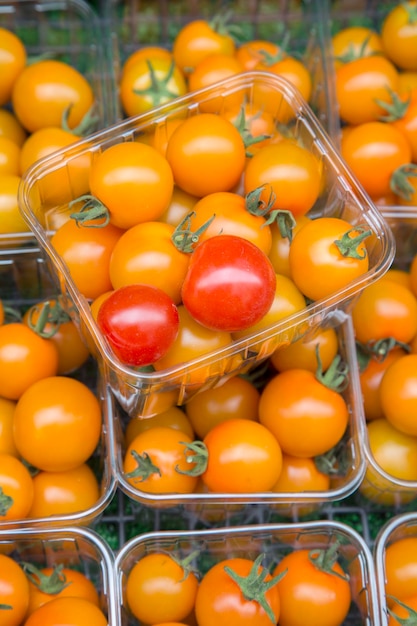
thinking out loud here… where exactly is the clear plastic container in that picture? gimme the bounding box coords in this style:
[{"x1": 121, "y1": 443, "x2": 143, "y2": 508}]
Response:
[
  {"x1": 0, "y1": 525, "x2": 117, "y2": 625},
  {"x1": 357, "y1": 206, "x2": 417, "y2": 509},
  {"x1": 374, "y1": 512, "x2": 417, "y2": 626},
  {"x1": 103, "y1": 0, "x2": 338, "y2": 133},
  {"x1": 109, "y1": 310, "x2": 367, "y2": 519},
  {"x1": 0, "y1": 244, "x2": 117, "y2": 528},
  {"x1": 115, "y1": 520, "x2": 380, "y2": 626},
  {"x1": 18, "y1": 71, "x2": 395, "y2": 420},
  {"x1": 325, "y1": 0, "x2": 405, "y2": 148},
  {"x1": 0, "y1": 0, "x2": 112, "y2": 128}
]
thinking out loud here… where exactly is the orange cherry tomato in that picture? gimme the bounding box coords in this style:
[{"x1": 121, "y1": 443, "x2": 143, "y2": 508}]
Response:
[
  {"x1": 273, "y1": 547, "x2": 351, "y2": 626},
  {"x1": 166, "y1": 113, "x2": 246, "y2": 197},
  {"x1": 235, "y1": 39, "x2": 281, "y2": 71},
  {"x1": 172, "y1": 18, "x2": 236, "y2": 76},
  {"x1": 28, "y1": 463, "x2": 100, "y2": 519},
  {"x1": 258, "y1": 368, "x2": 349, "y2": 458},
  {"x1": 199, "y1": 418, "x2": 283, "y2": 493},
  {"x1": 125, "y1": 406, "x2": 194, "y2": 448},
  {"x1": 0, "y1": 553, "x2": 30, "y2": 626},
  {"x1": 289, "y1": 216, "x2": 370, "y2": 302},
  {"x1": 0, "y1": 397, "x2": 18, "y2": 457},
  {"x1": 0, "y1": 453, "x2": 34, "y2": 521},
  {"x1": 0, "y1": 136, "x2": 20, "y2": 176},
  {"x1": 13, "y1": 375, "x2": 102, "y2": 472},
  {"x1": 244, "y1": 140, "x2": 322, "y2": 218},
  {"x1": 0, "y1": 322, "x2": 59, "y2": 400},
  {"x1": 123, "y1": 426, "x2": 198, "y2": 495},
  {"x1": 0, "y1": 27, "x2": 27, "y2": 106},
  {"x1": 270, "y1": 326, "x2": 339, "y2": 373},
  {"x1": 23, "y1": 297, "x2": 90, "y2": 375},
  {"x1": 0, "y1": 174, "x2": 31, "y2": 235},
  {"x1": 381, "y1": 1, "x2": 417, "y2": 71},
  {"x1": 341, "y1": 120, "x2": 413, "y2": 200},
  {"x1": 351, "y1": 278, "x2": 417, "y2": 345},
  {"x1": 88, "y1": 141, "x2": 174, "y2": 229},
  {"x1": 23, "y1": 596, "x2": 107, "y2": 626},
  {"x1": 50, "y1": 218, "x2": 124, "y2": 301},
  {"x1": 11, "y1": 59, "x2": 95, "y2": 133},
  {"x1": 188, "y1": 53, "x2": 245, "y2": 113},
  {"x1": 195, "y1": 555, "x2": 281, "y2": 626},
  {"x1": 379, "y1": 353, "x2": 417, "y2": 436},
  {"x1": 184, "y1": 375, "x2": 260, "y2": 439},
  {"x1": 125, "y1": 551, "x2": 199, "y2": 624},
  {"x1": 335, "y1": 55, "x2": 400, "y2": 125}
]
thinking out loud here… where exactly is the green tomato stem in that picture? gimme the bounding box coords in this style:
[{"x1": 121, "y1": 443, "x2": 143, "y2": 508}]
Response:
[
  {"x1": 22, "y1": 563, "x2": 71, "y2": 594},
  {"x1": 224, "y1": 554, "x2": 284, "y2": 624}
]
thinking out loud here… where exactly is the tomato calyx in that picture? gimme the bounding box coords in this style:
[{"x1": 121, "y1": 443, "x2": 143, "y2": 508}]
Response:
[
  {"x1": 208, "y1": 9, "x2": 243, "y2": 42},
  {"x1": 308, "y1": 542, "x2": 349, "y2": 581},
  {"x1": 1, "y1": 305, "x2": 21, "y2": 323},
  {"x1": 25, "y1": 297, "x2": 71, "y2": 339},
  {"x1": 62, "y1": 102, "x2": 100, "y2": 136},
  {"x1": 245, "y1": 184, "x2": 298, "y2": 231},
  {"x1": 232, "y1": 106, "x2": 272, "y2": 156},
  {"x1": 334, "y1": 35, "x2": 377, "y2": 64},
  {"x1": 403, "y1": 3, "x2": 417, "y2": 23},
  {"x1": 22, "y1": 562, "x2": 70, "y2": 594},
  {"x1": 315, "y1": 346, "x2": 349, "y2": 392},
  {"x1": 0, "y1": 486, "x2": 13, "y2": 516},
  {"x1": 376, "y1": 88, "x2": 410, "y2": 122},
  {"x1": 255, "y1": 34, "x2": 290, "y2": 66},
  {"x1": 245, "y1": 185, "x2": 278, "y2": 221},
  {"x1": 224, "y1": 553, "x2": 285, "y2": 624},
  {"x1": 133, "y1": 60, "x2": 181, "y2": 106},
  {"x1": 176, "y1": 440, "x2": 208, "y2": 476},
  {"x1": 391, "y1": 164, "x2": 417, "y2": 201},
  {"x1": 315, "y1": 439, "x2": 348, "y2": 476},
  {"x1": 387, "y1": 596, "x2": 417, "y2": 625},
  {"x1": 171, "y1": 211, "x2": 216, "y2": 253},
  {"x1": 334, "y1": 225, "x2": 371, "y2": 259},
  {"x1": 69, "y1": 194, "x2": 110, "y2": 227},
  {"x1": 125, "y1": 450, "x2": 161, "y2": 483},
  {"x1": 357, "y1": 337, "x2": 410, "y2": 371},
  {"x1": 169, "y1": 549, "x2": 200, "y2": 581}
]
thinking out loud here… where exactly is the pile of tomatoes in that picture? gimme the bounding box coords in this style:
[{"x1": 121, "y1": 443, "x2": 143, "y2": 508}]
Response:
[
  {"x1": 0, "y1": 549, "x2": 108, "y2": 626},
  {"x1": 380, "y1": 529, "x2": 417, "y2": 624},
  {"x1": 331, "y1": 2, "x2": 417, "y2": 206},
  {"x1": 0, "y1": 293, "x2": 108, "y2": 523},
  {"x1": 0, "y1": 24, "x2": 101, "y2": 240},
  {"x1": 120, "y1": 536, "x2": 354, "y2": 626},
  {"x1": 349, "y1": 240, "x2": 417, "y2": 507},
  {"x1": 118, "y1": 10, "x2": 314, "y2": 120}
]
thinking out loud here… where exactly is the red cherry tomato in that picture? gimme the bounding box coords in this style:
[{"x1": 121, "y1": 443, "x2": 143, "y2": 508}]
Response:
[
  {"x1": 181, "y1": 234, "x2": 276, "y2": 332},
  {"x1": 97, "y1": 284, "x2": 179, "y2": 366}
]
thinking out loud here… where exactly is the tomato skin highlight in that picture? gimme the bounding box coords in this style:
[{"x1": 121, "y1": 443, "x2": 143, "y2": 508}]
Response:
[
  {"x1": 97, "y1": 284, "x2": 179, "y2": 366},
  {"x1": 181, "y1": 234, "x2": 276, "y2": 332}
]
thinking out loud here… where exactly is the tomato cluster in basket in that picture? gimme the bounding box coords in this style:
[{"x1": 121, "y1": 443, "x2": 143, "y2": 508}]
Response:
[
  {"x1": 117, "y1": 10, "x2": 313, "y2": 121},
  {"x1": 331, "y1": 3, "x2": 417, "y2": 206},
  {"x1": 0, "y1": 24, "x2": 102, "y2": 240},
  {"x1": 0, "y1": 295, "x2": 108, "y2": 522}
]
